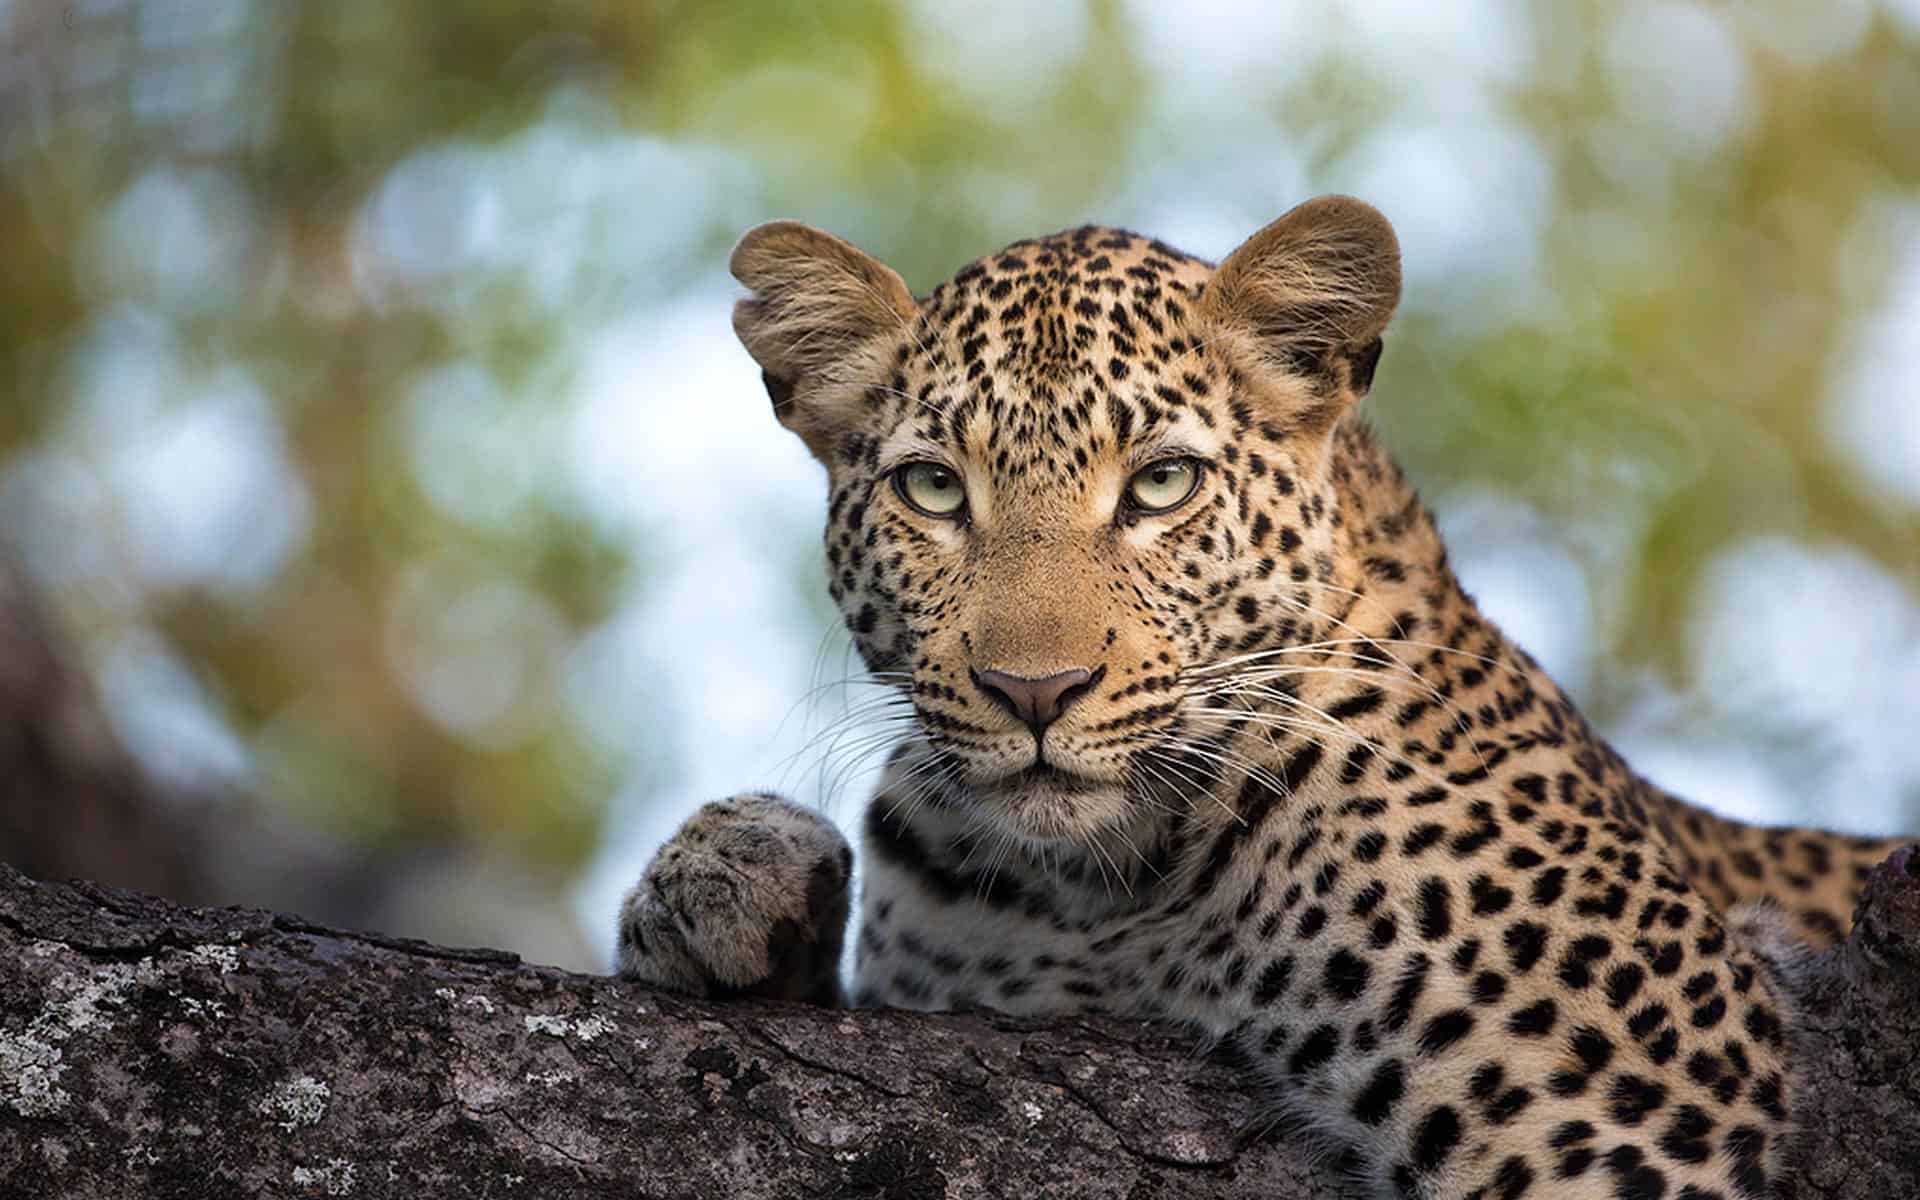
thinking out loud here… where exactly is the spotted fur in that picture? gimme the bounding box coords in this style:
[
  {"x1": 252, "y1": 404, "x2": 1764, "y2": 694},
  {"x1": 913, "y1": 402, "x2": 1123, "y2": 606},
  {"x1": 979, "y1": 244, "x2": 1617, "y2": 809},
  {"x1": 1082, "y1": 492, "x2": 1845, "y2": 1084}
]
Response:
[{"x1": 619, "y1": 197, "x2": 1908, "y2": 1199}]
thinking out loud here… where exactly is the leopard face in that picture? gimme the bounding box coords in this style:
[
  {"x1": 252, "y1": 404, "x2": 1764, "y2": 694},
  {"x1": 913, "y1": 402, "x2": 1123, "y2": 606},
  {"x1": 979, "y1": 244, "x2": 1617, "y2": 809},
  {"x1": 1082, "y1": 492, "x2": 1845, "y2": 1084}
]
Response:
[{"x1": 731, "y1": 200, "x2": 1400, "y2": 849}]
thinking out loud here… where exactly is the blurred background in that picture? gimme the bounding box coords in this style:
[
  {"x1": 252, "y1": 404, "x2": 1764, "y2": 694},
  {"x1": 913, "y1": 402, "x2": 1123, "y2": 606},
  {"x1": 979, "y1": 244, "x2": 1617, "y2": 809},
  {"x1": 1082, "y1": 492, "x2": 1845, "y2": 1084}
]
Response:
[{"x1": 1, "y1": 1, "x2": 1916, "y2": 972}]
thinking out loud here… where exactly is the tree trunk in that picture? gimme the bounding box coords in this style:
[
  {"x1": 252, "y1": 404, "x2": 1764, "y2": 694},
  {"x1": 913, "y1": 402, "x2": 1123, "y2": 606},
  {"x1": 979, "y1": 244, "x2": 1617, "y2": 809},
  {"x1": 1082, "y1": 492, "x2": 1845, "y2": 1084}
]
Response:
[
  {"x1": 0, "y1": 550, "x2": 593, "y2": 966},
  {"x1": 2, "y1": 857, "x2": 1917, "y2": 1199},
  {"x1": 0, "y1": 553, "x2": 206, "y2": 902}
]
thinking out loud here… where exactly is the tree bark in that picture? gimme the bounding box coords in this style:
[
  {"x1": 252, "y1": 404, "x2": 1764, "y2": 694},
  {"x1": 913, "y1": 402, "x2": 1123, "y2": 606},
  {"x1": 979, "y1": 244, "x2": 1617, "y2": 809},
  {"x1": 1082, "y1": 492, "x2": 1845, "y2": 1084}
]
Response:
[{"x1": 1, "y1": 858, "x2": 1916, "y2": 1200}]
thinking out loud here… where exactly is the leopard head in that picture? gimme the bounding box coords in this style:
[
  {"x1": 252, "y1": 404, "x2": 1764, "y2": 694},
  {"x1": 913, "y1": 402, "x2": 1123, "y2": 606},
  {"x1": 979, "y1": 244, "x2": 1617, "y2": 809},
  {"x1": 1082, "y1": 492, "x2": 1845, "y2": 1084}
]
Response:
[{"x1": 730, "y1": 198, "x2": 1402, "y2": 849}]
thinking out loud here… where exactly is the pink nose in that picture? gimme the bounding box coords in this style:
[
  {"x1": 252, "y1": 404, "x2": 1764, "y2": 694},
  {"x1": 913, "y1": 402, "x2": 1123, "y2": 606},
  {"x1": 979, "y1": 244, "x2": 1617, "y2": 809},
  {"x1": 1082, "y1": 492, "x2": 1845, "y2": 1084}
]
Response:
[{"x1": 969, "y1": 666, "x2": 1104, "y2": 734}]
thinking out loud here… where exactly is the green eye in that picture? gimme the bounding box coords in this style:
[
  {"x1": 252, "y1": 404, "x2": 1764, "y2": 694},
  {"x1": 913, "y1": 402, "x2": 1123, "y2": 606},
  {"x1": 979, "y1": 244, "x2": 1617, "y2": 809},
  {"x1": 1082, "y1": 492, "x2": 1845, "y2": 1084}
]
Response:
[
  {"x1": 1125, "y1": 458, "x2": 1202, "y2": 513},
  {"x1": 895, "y1": 461, "x2": 967, "y2": 517}
]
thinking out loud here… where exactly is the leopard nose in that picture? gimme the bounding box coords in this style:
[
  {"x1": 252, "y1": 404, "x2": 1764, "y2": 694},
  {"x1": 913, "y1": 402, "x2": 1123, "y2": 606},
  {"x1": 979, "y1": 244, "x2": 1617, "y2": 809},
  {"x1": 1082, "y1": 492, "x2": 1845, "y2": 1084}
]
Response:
[{"x1": 970, "y1": 665, "x2": 1105, "y2": 734}]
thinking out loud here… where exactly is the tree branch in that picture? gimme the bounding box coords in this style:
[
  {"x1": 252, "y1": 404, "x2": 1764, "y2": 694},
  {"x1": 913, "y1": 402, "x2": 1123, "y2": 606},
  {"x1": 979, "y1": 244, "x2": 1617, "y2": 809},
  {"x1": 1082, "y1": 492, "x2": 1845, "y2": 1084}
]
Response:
[{"x1": 2, "y1": 855, "x2": 1916, "y2": 1198}]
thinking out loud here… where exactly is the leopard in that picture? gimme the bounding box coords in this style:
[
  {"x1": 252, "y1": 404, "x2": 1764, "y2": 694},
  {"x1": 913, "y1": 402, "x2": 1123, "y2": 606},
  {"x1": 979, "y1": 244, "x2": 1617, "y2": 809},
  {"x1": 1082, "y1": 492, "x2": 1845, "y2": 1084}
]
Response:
[{"x1": 615, "y1": 196, "x2": 1911, "y2": 1199}]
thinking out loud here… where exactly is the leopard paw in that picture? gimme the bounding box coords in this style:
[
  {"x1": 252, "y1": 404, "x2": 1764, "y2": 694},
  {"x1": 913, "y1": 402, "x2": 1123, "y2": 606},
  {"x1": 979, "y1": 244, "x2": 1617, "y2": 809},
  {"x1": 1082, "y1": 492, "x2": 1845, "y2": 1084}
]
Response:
[{"x1": 616, "y1": 792, "x2": 851, "y2": 1004}]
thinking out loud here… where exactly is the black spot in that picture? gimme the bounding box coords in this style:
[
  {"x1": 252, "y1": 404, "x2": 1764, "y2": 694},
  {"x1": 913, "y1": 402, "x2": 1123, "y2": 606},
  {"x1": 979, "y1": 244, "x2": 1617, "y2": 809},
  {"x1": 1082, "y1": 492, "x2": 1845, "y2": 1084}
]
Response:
[
  {"x1": 1605, "y1": 963, "x2": 1646, "y2": 1009},
  {"x1": 1351, "y1": 880, "x2": 1387, "y2": 915},
  {"x1": 1744, "y1": 1005, "x2": 1782, "y2": 1046},
  {"x1": 1530, "y1": 866, "x2": 1568, "y2": 907},
  {"x1": 1504, "y1": 921, "x2": 1549, "y2": 972},
  {"x1": 1468, "y1": 1062, "x2": 1503, "y2": 1099},
  {"x1": 1607, "y1": 1074, "x2": 1669, "y2": 1126},
  {"x1": 1646, "y1": 1028, "x2": 1680, "y2": 1065},
  {"x1": 1604, "y1": 1145, "x2": 1668, "y2": 1200},
  {"x1": 1491, "y1": 1155, "x2": 1534, "y2": 1200},
  {"x1": 1253, "y1": 955, "x2": 1295, "y2": 1004},
  {"x1": 1487, "y1": 1087, "x2": 1534, "y2": 1126},
  {"x1": 1329, "y1": 687, "x2": 1386, "y2": 720},
  {"x1": 1644, "y1": 940, "x2": 1684, "y2": 976},
  {"x1": 1627, "y1": 1003, "x2": 1668, "y2": 1040},
  {"x1": 1403, "y1": 823, "x2": 1448, "y2": 857},
  {"x1": 1288, "y1": 1024, "x2": 1340, "y2": 1075},
  {"x1": 1411, "y1": 1105, "x2": 1461, "y2": 1172},
  {"x1": 1685, "y1": 1051, "x2": 1721, "y2": 1088},
  {"x1": 1451, "y1": 937, "x2": 1482, "y2": 973},
  {"x1": 1324, "y1": 949, "x2": 1371, "y2": 1001},
  {"x1": 1470, "y1": 874, "x2": 1515, "y2": 915},
  {"x1": 1417, "y1": 878, "x2": 1453, "y2": 941},
  {"x1": 1279, "y1": 742, "x2": 1325, "y2": 793},
  {"x1": 1296, "y1": 905, "x2": 1328, "y2": 940},
  {"x1": 1352, "y1": 1019, "x2": 1378, "y2": 1054},
  {"x1": 1575, "y1": 883, "x2": 1629, "y2": 921},
  {"x1": 1417, "y1": 1009, "x2": 1475, "y2": 1056},
  {"x1": 1557, "y1": 934, "x2": 1612, "y2": 990},
  {"x1": 1449, "y1": 821, "x2": 1500, "y2": 857},
  {"x1": 1658, "y1": 1104, "x2": 1715, "y2": 1164},
  {"x1": 1570, "y1": 1026, "x2": 1614, "y2": 1074},
  {"x1": 1508, "y1": 998, "x2": 1557, "y2": 1037},
  {"x1": 1554, "y1": 1149, "x2": 1596, "y2": 1180},
  {"x1": 1352, "y1": 1059, "x2": 1406, "y2": 1126},
  {"x1": 1506, "y1": 845, "x2": 1545, "y2": 870},
  {"x1": 1339, "y1": 744, "x2": 1376, "y2": 784},
  {"x1": 1385, "y1": 953, "x2": 1430, "y2": 1032},
  {"x1": 1690, "y1": 995, "x2": 1727, "y2": 1030},
  {"x1": 1726, "y1": 1124, "x2": 1770, "y2": 1197}
]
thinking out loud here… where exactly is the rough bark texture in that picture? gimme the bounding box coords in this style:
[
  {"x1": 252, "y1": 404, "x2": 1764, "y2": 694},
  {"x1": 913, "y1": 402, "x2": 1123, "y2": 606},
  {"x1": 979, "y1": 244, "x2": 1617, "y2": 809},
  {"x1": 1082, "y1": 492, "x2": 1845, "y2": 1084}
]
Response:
[
  {"x1": 2, "y1": 859, "x2": 1918, "y2": 1199},
  {"x1": 1786, "y1": 845, "x2": 1920, "y2": 1197}
]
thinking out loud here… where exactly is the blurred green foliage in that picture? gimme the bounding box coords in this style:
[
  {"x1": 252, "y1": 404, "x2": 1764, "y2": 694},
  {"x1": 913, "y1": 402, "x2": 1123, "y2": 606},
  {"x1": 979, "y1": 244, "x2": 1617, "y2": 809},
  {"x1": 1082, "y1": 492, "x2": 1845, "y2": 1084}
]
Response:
[{"x1": 1, "y1": 0, "x2": 1916, "y2": 930}]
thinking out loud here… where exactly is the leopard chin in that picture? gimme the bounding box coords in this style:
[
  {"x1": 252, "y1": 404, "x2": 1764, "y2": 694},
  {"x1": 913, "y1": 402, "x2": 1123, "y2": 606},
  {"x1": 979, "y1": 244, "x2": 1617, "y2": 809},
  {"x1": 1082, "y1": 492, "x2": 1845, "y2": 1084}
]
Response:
[{"x1": 967, "y1": 763, "x2": 1137, "y2": 847}]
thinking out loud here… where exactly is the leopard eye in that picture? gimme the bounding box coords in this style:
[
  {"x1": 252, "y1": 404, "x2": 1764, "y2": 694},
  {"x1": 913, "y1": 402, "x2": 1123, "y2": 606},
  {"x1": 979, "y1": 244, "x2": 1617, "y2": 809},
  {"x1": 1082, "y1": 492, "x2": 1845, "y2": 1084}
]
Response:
[
  {"x1": 1125, "y1": 458, "x2": 1202, "y2": 514},
  {"x1": 895, "y1": 461, "x2": 967, "y2": 518}
]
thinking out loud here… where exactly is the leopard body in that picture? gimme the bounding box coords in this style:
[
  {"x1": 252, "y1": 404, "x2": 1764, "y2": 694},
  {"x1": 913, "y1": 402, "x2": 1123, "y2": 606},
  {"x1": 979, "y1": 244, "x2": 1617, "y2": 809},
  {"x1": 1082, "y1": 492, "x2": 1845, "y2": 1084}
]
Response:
[{"x1": 619, "y1": 199, "x2": 1907, "y2": 1199}]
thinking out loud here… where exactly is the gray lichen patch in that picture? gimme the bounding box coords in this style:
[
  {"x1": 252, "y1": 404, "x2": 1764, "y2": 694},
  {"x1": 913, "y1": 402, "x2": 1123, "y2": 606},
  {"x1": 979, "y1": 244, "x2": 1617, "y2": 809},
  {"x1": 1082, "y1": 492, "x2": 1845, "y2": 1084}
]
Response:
[
  {"x1": 522, "y1": 1012, "x2": 616, "y2": 1041},
  {"x1": 187, "y1": 944, "x2": 243, "y2": 975},
  {"x1": 291, "y1": 1157, "x2": 357, "y2": 1195},
  {"x1": 0, "y1": 1029, "x2": 66, "y2": 1116},
  {"x1": 1, "y1": 960, "x2": 161, "y2": 1117},
  {"x1": 261, "y1": 1075, "x2": 332, "y2": 1131},
  {"x1": 433, "y1": 986, "x2": 497, "y2": 1014}
]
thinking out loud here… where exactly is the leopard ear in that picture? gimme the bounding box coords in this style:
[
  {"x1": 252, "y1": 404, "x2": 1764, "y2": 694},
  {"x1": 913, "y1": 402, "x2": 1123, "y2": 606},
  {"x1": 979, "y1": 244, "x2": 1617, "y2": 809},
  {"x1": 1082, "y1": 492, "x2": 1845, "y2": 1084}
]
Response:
[
  {"x1": 730, "y1": 222, "x2": 917, "y2": 455},
  {"x1": 1202, "y1": 196, "x2": 1401, "y2": 406}
]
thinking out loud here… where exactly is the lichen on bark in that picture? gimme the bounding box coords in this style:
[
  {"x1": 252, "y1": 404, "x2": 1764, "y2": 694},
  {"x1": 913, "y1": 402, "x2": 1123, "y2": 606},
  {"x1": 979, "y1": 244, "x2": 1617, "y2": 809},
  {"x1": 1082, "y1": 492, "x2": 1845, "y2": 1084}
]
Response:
[{"x1": 2, "y1": 857, "x2": 1916, "y2": 1199}]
